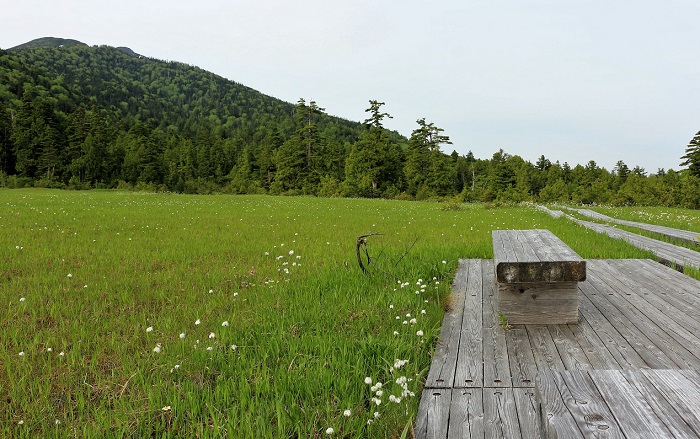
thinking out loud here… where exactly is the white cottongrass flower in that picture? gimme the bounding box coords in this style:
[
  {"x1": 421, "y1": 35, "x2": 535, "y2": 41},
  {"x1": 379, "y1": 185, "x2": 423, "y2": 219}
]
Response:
[
  {"x1": 375, "y1": 390, "x2": 383, "y2": 397},
  {"x1": 162, "y1": 406, "x2": 171, "y2": 411},
  {"x1": 67, "y1": 273, "x2": 73, "y2": 279},
  {"x1": 343, "y1": 409, "x2": 352, "y2": 417},
  {"x1": 146, "y1": 326, "x2": 153, "y2": 332},
  {"x1": 416, "y1": 330, "x2": 424, "y2": 337},
  {"x1": 179, "y1": 333, "x2": 185, "y2": 339},
  {"x1": 393, "y1": 331, "x2": 399, "y2": 336},
  {"x1": 364, "y1": 377, "x2": 372, "y2": 385},
  {"x1": 221, "y1": 321, "x2": 229, "y2": 327},
  {"x1": 421, "y1": 309, "x2": 426, "y2": 315},
  {"x1": 153, "y1": 344, "x2": 162, "y2": 353},
  {"x1": 47, "y1": 348, "x2": 52, "y2": 352},
  {"x1": 325, "y1": 427, "x2": 334, "y2": 435},
  {"x1": 410, "y1": 318, "x2": 417, "y2": 325},
  {"x1": 208, "y1": 332, "x2": 215, "y2": 339},
  {"x1": 374, "y1": 411, "x2": 380, "y2": 419},
  {"x1": 195, "y1": 319, "x2": 201, "y2": 325},
  {"x1": 371, "y1": 397, "x2": 382, "y2": 406},
  {"x1": 59, "y1": 351, "x2": 65, "y2": 356},
  {"x1": 233, "y1": 292, "x2": 239, "y2": 297},
  {"x1": 19, "y1": 297, "x2": 26, "y2": 302},
  {"x1": 231, "y1": 344, "x2": 238, "y2": 350},
  {"x1": 18, "y1": 351, "x2": 25, "y2": 356},
  {"x1": 209, "y1": 289, "x2": 214, "y2": 294},
  {"x1": 18, "y1": 420, "x2": 24, "y2": 425},
  {"x1": 206, "y1": 346, "x2": 213, "y2": 351},
  {"x1": 289, "y1": 250, "x2": 294, "y2": 255}
]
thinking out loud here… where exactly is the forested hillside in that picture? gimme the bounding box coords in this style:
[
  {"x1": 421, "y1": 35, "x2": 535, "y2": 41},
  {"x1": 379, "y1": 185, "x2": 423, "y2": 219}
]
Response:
[{"x1": 1, "y1": 38, "x2": 699, "y2": 207}]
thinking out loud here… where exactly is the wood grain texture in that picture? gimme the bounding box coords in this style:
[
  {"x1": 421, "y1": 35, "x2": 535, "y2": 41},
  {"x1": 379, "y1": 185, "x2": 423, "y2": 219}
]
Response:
[
  {"x1": 493, "y1": 229, "x2": 586, "y2": 283},
  {"x1": 417, "y1": 259, "x2": 700, "y2": 439}
]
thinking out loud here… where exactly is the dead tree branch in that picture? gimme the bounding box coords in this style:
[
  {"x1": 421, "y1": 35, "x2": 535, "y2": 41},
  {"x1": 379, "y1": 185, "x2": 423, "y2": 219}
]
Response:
[{"x1": 356, "y1": 233, "x2": 383, "y2": 273}]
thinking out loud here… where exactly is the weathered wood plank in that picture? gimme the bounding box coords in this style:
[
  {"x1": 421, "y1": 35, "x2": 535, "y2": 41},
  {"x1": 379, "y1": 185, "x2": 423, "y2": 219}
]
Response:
[
  {"x1": 593, "y1": 260, "x2": 700, "y2": 367},
  {"x1": 454, "y1": 259, "x2": 483, "y2": 388},
  {"x1": 588, "y1": 370, "x2": 675, "y2": 438},
  {"x1": 482, "y1": 260, "x2": 513, "y2": 388},
  {"x1": 581, "y1": 268, "x2": 677, "y2": 369},
  {"x1": 424, "y1": 259, "x2": 468, "y2": 388},
  {"x1": 624, "y1": 370, "x2": 700, "y2": 438},
  {"x1": 483, "y1": 388, "x2": 523, "y2": 439},
  {"x1": 535, "y1": 370, "x2": 584, "y2": 439},
  {"x1": 547, "y1": 324, "x2": 594, "y2": 371},
  {"x1": 527, "y1": 324, "x2": 567, "y2": 372},
  {"x1": 573, "y1": 208, "x2": 700, "y2": 246},
  {"x1": 415, "y1": 389, "x2": 452, "y2": 439},
  {"x1": 498, "y1": 281, "x2": 579, "y2": 324},
  {"x1": 505, "y1": 325, "x2": 537, "y2": 388},
  {"x1": 555, "y1": 370, "x2": 623, "y2": 438},
  {"x1": 642, "y1": 369, "x2": 700, "y2": 434},
  {"x1": 568, "y1": 313, "x2": 622, "y2": 370},
  {"x1": 513, "y1": 387, "x2": 540, "y2": 439},
  {"x1": 447, "y1": 388, "x2": 484, "y2": 439},
  {"x1": 577, "y1": 286, "x2": 647, "y2": 369}
]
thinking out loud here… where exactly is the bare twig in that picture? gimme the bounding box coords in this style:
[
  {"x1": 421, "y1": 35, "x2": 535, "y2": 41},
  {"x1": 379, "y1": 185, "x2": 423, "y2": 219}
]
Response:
[{"x1": 394, "y1": 237, "x2": 419, "y2": 267}]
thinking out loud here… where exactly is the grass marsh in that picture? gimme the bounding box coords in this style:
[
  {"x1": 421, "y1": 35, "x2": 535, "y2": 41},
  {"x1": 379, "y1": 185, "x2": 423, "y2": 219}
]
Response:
[{"x1": 1, "y1": 190, "x2": 654, "y2": 437}]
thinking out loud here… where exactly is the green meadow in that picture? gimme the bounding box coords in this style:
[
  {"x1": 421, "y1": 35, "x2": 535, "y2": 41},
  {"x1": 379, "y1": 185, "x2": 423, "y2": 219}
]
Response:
[{"x1": 1, "y1": 190, "x2": 656, "y2": 438}]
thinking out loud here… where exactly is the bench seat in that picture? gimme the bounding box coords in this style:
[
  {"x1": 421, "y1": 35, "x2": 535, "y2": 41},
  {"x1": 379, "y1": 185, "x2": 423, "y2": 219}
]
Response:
[{"x1": 493, "y1": 229, "x2": 585, "y2": 324}]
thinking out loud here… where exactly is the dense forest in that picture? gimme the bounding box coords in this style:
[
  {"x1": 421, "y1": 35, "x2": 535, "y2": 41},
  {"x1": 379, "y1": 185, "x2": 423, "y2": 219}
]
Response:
[{"x1": 2, "y1": 38, "x2": 699, "y2": 207}]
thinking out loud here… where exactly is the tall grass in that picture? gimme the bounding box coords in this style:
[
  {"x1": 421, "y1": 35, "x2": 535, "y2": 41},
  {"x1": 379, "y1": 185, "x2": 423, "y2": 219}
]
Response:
[{"x1": 0, "y1": 190, "x2": 650, "y2": 437}]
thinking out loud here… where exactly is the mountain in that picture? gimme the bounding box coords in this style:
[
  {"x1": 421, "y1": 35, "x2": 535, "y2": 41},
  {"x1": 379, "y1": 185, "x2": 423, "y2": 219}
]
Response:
[
  {"x1": 10, "y1": 37, "x2": 88, "y2": 50},
  {"x1": 0, "y1": 39, "x2": 406, "y2": 194}
]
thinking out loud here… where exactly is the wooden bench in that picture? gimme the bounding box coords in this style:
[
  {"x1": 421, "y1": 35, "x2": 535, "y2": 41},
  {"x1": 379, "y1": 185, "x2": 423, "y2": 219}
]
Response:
[{"x1": 492, "y1": 229, "x2": 585, "y2": 324}]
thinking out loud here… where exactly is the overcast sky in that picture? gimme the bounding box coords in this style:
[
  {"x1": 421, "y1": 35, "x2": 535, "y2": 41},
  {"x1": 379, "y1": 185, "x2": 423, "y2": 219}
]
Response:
[{"x1": 2, "y1": 0, "x2": 698, "y2": 172}]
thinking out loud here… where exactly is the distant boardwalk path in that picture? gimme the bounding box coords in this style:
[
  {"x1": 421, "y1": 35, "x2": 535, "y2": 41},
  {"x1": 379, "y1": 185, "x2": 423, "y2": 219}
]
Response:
[
  {"x1": 415, "y1": 258, "x2": 700, "y2": 438},
  {"x1": 571, "y1": 208, "x2": 700, "y2": 246},
  {"x1": 537, "y1": 205, "x2": 700, "y2": 272}
]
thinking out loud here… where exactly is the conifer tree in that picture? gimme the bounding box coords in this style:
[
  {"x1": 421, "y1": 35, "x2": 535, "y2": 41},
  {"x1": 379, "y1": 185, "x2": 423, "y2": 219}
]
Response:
[{"x1": 680, "y1": 131, "x2": 700, "y2": 177}]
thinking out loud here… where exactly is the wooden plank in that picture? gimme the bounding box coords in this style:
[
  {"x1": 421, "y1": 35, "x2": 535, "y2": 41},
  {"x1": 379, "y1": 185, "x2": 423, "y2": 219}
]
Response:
[
  {"x1": 513, "y1": 387, "x2": 540, "y2": 439},
  {"x1": 483, "y1": 388, "x2": 523, "y2": 439},
  {"x1": 425, "y1": 259, "x2": 467, "y2": 388},
  {"x1": 577, "y1": 284, "x2": 647, "y2": 369},
  {"x1": 585, "y1": 260, "x2": 700, "y2": 369},
  {"x1": 581, "y1": 268, "x2": 677, "y2": 369},
  {"x1": 594, "y1": 260, "x2": 700, "y2": 367},
  {"x1": 535, "y1": 370, "x2": 584, "y2": 439},
  {"x1": 447, "y1": 388, "x2": 484, "y2": 439},
  {"x1": 454, "y1": 259, "x2": 483, "y2": 388},
  {"x1": 588, "y1": 370, "x2": 675, "y2": 438},
  {"x1": 621, "y1": 259, "x2": 700, "y2": 311},
  {"x1": 526, "y1": 324, "x2": 567, "y2": 371},
  {"x1": 568, "y1": 312, "x2": 622, "y2": 370},
  {"x1": 623, "y1": 370, "x2": 700, "y2": 438},
  {"x1": 505, "y1": 325, "x2": 537, "y2": 388},
  {"x1": 613, "y1": 260, "x2": 700, "y2": 334},
  {"x1": 415, "y1": 389, "x2": 452, "y2": 439},
  {"x1": 547, "y1": 324, "x2": 594, "y2": 371},
  {"x1": 498, "y1": 281, "x2": 579, "y2": 324},
  {"x1": 642, "y1": 370, "x2": 700, "y2": 434},
  {"x1": 482, "y1": 259, "x2": 513, "y2": 388}
]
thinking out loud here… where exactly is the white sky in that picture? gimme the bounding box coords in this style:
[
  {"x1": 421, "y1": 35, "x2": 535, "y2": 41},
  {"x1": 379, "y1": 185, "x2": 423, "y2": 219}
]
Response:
[{"x1": 2, "y1": 0, "x2": 699, "y2": 172}]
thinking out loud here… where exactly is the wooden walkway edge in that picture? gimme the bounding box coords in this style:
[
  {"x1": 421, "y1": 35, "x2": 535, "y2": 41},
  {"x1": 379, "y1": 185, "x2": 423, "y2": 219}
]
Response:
[
  {"x1": 571, "y1": 208, "x2": 700, "y2": 246},
  {"x1": 536, "y1": 205, "x2": 700, "y2": 272},
  {"x1": 416, "y1": 258, "x2": 700, "y2": 439}
]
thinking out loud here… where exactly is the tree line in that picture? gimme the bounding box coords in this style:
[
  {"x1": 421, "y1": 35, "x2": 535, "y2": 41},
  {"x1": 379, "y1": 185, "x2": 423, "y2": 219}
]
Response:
[{"x1": 1, "y1": 43, "x2": 699, "y2": 207}]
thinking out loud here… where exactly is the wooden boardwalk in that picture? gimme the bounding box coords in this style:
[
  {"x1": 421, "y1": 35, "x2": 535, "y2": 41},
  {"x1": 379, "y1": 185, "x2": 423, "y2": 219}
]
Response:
[
  {"x1": 415, "y1": 258, "x2": 700, "y2": 438},
  {"x1": 571, "y1": 208, "x2": 700, "y2": 246},
  {"x1": 537, "y1": 205, "x2": 700, "y2": 272}
]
